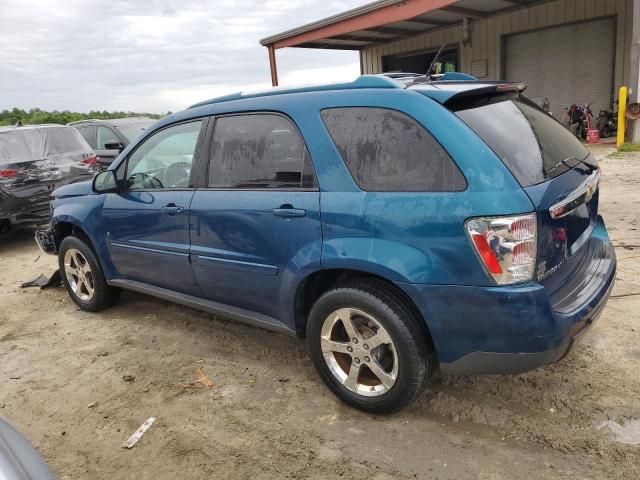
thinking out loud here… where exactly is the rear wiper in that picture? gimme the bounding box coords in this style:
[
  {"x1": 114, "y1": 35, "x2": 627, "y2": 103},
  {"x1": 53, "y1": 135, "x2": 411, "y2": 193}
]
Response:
[{"x1": 545, "y1": 156, "x2": 581, "y2": 176}]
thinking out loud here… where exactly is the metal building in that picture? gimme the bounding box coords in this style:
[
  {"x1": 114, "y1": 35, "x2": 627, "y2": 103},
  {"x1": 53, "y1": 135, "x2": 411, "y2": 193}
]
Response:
[{"x1": 261, "y1": 0, "x2": 640, "y2": 118}]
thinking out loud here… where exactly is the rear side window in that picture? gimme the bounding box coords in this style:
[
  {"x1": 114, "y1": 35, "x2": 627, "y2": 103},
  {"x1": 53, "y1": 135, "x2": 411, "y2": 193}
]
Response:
[
  {"x1": 453, "y1": 94, "x2": 590, "y2": 186},
  {"x1": 320, "y1": 107, "x2": 466, "y2": 192},
  {"x1": 208, "y1": 114, "x2": 316, "y2": 189}
]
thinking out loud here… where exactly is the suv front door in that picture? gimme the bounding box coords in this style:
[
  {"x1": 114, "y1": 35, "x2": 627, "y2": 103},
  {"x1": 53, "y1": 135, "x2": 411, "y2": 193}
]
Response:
[
  {"x1": 189, "y1": 113, "x2": 321, "y2": 327},
  {"x1": 103, "y1": 119, "x2": 205, "y2": 294}
]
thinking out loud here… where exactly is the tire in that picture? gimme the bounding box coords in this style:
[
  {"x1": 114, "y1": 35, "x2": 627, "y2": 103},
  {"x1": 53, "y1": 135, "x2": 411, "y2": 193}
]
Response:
[
  {"x1": 58, "y1": 235, "x2": 120, "y2": 312},
  {"x1": 307, "y1": 280, "x2": 433, "y2": 413}
]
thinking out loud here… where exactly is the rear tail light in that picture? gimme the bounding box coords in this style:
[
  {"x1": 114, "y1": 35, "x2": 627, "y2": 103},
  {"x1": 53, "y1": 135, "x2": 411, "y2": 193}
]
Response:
[
  {"x1": 0, "y1": 169, "x2": 18, "y2": 178},
  {"x1": 81, "y1": 154, "x2": 98, "y2": 166},
  {"x1": 465, "y1": 213, "x2": 537, "y2": 285}
]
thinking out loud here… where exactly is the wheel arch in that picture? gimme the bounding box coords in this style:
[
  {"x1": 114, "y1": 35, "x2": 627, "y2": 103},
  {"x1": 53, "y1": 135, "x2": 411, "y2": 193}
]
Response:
[
  {"x1": 293, "y1": 268, "x2": 436, "y2": 357},
  {"x1": 52, "y1": 216, "x2": 114, "y2": 278}
]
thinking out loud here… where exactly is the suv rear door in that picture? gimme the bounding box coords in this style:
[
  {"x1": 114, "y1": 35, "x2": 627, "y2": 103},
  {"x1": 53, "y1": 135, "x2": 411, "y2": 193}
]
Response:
[{"x1": 189, "y1": 113, "x2": 321, "y2": 328}]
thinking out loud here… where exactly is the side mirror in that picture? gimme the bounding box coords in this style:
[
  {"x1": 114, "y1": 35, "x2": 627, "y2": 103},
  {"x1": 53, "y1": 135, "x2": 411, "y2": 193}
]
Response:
[
  {"x1": 104, "y1": 141, "x2": 125, "y2": 152},
  {"x1": 93, "y1": 170, "x2": 119, "y2": 194}
]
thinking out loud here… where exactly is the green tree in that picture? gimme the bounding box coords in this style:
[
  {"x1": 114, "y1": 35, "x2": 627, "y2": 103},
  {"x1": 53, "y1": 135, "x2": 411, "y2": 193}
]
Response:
[{"x1": 0, "y1": 108, "x2": 164, "y2": 126}]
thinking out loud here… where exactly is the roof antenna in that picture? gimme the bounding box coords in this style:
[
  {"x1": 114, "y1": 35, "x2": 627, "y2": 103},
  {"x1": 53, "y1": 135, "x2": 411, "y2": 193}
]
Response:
[{"x1": 426, "y1": 43, "x2": 446, "y2": 79}]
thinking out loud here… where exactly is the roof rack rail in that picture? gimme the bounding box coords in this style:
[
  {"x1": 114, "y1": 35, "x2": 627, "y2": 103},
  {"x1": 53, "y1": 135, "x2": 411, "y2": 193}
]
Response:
[{"x1": 189, "y1": 75, "x2": 401, "y2": 109}]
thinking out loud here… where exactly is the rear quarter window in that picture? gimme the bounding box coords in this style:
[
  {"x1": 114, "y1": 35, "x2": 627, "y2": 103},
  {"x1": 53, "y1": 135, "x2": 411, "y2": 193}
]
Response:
[{"x1": 320, "y1": 107, "x2": 466, "y2": 192}]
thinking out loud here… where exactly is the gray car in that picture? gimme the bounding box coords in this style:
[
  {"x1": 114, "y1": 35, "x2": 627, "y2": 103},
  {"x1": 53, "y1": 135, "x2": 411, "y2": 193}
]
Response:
[
  {"x1": 0, "y1": 418, "x2": 54, "y2": 479},
  {"x1": 0, "y1": 124, "x2": 98, "y2": 233},
  {"x1": 68, "y1": 117, "x2": 156, "y2": 167}
]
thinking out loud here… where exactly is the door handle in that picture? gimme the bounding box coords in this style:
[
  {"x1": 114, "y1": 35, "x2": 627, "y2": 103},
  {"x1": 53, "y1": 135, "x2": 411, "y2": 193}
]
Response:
[
  {"x1": 272, "y1": 205, "x2": 306, "y2": 218},
  {"x1": 161, "y1": 203, "x2": 184, "y2": 215}
]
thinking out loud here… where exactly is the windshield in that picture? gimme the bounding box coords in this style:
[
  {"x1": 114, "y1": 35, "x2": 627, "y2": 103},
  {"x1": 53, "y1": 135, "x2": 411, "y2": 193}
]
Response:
[
  {"x1": 117, "y1": 122, "x2": 154, "y2": 142},
  {"x1": 453, "y1": 93, "x2": 590, "y2": 186}
]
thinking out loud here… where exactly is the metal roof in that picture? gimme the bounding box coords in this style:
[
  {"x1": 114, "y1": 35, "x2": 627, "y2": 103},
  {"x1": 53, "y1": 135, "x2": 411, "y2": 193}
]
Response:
[{"x1": 260, "y1": 0, "x2": 539, "y2": 50}]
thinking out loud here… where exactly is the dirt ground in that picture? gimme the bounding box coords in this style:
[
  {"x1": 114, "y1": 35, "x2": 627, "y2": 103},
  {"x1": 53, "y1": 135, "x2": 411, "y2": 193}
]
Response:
[{"x1": 1, "y1": 152, "x2": 639, "y2": 480}]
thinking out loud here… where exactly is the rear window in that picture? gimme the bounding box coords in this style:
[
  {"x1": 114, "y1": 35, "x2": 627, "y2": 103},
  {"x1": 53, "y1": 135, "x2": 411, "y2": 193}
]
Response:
[
  {"x1": 321, "y1": 107, "x2": 466, "y2": 192},
  {"x1": 453, "y1": 93, "x2": 590, "y2": 187},
  {"x1": 0, "y1": 126, "x2": 93, "y2": 165}
]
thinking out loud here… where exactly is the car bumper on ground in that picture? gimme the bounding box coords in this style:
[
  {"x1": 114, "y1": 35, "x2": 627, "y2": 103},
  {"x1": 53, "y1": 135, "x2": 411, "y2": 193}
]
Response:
[
  {"x1": 35, "y1": 226, "x2": 57, "y2": 254},
  {"x1": 400, "y1": 216, "x2": 617, "y2": 375}
]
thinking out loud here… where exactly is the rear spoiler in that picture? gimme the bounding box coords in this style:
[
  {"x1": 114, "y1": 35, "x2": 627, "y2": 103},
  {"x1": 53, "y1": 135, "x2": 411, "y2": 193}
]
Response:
[{"x1": 444, "y1": 82, "x2": 528, "y2": 110}]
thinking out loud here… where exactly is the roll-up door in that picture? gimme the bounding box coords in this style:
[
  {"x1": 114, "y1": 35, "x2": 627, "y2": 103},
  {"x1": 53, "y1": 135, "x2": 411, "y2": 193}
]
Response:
[{"x1": 504, "y1": 18, "x2": 615, "y2": 116}]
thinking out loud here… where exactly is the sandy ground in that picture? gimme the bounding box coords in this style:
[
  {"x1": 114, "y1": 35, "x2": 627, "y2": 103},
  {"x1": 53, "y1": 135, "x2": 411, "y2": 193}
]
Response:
[{"x1": 1, "y1": 151, "x2": 639, "y2": 480}]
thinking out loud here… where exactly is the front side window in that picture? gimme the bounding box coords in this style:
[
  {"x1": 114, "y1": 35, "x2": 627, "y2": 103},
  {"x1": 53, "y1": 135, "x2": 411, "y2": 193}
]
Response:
[
  {"x1": 208, "y1": 114, "x2": 316, "y2": 189},
  {"x1": 321, "y1": 107, "x2": 466, "y2": 192},
  {"x1": 125, "y1": 120, "x2": 202, "y2": 190},
  {"x1": 97, "y1": 126, "x2": 122, "y2": 150}
]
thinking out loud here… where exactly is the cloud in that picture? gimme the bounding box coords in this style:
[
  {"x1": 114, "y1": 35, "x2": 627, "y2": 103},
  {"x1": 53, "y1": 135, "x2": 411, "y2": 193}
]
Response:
[{"x1": 0, "y1": 0, "x2": 367, "y2": 113}]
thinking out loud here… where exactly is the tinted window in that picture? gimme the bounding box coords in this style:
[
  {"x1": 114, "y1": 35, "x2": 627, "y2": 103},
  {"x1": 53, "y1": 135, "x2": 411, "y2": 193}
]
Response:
[
  {"x1": 321, "y1": 107, "x2": 466, "y2": 192},
  {"x1": 126, "y1": 120, "x2": 202, "y2": 190},
  {"x1": 75, "y1": 126, "x2": 96, "y2": 147},
  {"x1": 208, "y1": 114, "x2": 316, "y2": 189},
  {"x1": 97, "y1": 126, "x2": 121, "y2": 149},
  {"x1": 453, "y1": 94, "x2": 590, "y2": 186}
]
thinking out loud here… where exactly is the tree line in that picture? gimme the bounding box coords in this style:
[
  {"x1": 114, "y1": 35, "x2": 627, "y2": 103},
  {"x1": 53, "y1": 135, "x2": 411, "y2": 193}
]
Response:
[{"x1": 0, "y1": 108, "x2": 166, "y2": 126}]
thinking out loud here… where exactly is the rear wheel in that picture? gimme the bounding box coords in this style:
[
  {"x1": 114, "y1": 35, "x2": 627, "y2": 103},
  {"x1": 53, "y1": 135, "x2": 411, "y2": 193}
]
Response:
[
  {"x1": 58, "y1": 236, "x2": 120, "y2": 312},
  {"x1": 307, "y1": 281, "x2": 433, "y2": 413}
]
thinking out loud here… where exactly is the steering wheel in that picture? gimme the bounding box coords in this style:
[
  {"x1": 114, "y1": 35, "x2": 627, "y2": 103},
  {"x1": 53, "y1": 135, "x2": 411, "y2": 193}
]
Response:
[
  {"x1": 128, "y1": 172, "x2": 163, "y2": 189},
  {"x1": 163, "y1": 162, "x2": 191, "y2": 188}
]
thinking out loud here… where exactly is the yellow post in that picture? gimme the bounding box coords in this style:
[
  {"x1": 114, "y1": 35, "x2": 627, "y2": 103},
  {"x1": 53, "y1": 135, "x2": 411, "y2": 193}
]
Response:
[{"x1": 617, "y1": 86, "x2": 627, "y2": 148}]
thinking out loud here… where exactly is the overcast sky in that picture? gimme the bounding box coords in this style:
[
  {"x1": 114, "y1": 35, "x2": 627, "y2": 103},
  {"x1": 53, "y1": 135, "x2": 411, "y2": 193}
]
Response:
[{"x1": 0, "y1": 0, "x2": 370, "y2": 113}]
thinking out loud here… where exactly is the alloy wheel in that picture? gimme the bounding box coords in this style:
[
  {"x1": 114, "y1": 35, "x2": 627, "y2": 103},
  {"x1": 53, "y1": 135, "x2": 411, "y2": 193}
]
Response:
[
  {"x1": 320, "y1": 307, "x2": 398, "y2": 397},
  {"x1": 63, "y1": 248, "x2": 95, "y2": 302}
]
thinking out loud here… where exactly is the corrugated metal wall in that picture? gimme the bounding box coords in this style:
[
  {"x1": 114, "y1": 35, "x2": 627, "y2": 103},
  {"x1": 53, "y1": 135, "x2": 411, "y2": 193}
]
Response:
[{"x1": 360, "y1": 0, "x2": 634, "y2": 91}]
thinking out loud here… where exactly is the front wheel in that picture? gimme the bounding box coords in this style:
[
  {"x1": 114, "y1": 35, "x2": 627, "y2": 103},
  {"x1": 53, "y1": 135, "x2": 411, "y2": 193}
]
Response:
[
  {"x1": 58, "y1": 236, "x2": 120, "y2": 312},
  {"x1": 307, "y1": 281, "x2": 433, "y2": 413}
]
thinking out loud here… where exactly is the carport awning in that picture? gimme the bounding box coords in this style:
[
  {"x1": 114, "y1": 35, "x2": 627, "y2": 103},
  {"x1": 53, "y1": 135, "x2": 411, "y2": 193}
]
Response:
[{"x1": 260, "y1": 0, "x2": 538, "y2": 85}]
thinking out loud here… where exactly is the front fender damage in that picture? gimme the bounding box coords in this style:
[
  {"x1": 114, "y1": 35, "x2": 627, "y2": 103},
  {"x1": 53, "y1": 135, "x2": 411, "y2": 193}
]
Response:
[{"x1": 35, "y1": 226, "x2": 57, "y2": 254}]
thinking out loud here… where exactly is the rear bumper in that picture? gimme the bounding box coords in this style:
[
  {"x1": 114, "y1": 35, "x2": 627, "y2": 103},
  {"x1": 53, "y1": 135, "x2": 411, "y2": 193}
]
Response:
[
  {"x1": 399, "y1": 216, "x2": 616, "y2": 375},
  {"x1": 0, "y1": 192, "x2": 51, "y2": 231}
]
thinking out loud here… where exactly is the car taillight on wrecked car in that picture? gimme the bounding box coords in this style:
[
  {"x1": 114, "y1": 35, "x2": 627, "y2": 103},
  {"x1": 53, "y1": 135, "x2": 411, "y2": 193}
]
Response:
[
  {"x1": 465, "y1": 214, "x2": 537, "y2": 284},
  {"x1": 0, "y1": 169, "x2": 18, "y2": 179},
  {"x1": 81, "y1": 154, "x2": 98, "y2": 166}
]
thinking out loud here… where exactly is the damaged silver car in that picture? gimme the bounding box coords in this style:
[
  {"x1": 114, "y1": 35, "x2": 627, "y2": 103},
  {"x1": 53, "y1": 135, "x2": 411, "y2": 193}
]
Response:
[{"x1": 0, "y1": 124, "x2": 99, "y2": 233}]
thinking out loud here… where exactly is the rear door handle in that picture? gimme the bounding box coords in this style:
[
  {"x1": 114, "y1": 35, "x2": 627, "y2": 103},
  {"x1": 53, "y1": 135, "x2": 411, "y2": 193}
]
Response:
[
  {"x1": 161, "y1": 203, "x2": 184, "y2": 215},
  {"x1": 272, "y1": 206, "x2": 306, "y2": 218}
]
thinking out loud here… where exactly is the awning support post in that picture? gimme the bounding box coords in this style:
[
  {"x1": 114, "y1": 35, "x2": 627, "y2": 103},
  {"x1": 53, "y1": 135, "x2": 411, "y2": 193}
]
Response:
[{"x1": 268, "y1": 45, "x2": 279, "y2": 87}]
